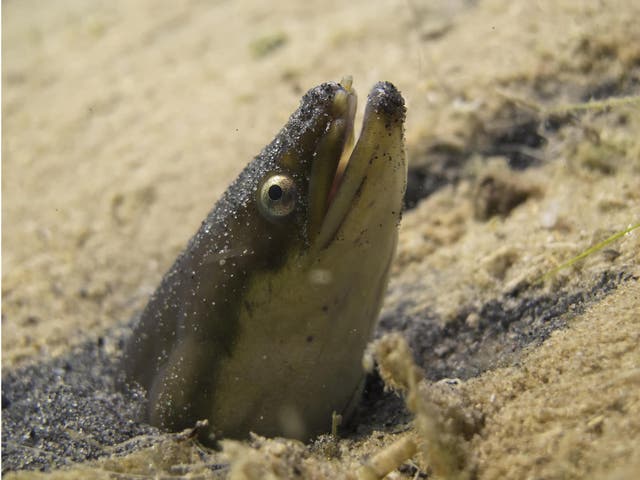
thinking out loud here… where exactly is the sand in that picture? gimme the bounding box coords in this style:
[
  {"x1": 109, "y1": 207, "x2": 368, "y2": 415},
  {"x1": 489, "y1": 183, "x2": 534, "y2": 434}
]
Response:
[{"x1": 2, "y1": 0, "x2": 639, "y2": 478}]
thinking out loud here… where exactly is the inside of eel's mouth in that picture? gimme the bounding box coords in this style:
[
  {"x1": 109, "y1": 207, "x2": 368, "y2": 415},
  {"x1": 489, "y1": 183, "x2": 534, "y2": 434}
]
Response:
[{"x1": 328, "y1": 77, "x2": 357, "y2": 205}]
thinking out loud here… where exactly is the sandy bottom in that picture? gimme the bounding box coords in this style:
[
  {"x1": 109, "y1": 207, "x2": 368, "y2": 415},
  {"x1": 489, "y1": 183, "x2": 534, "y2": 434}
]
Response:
[{"x1": 3, "y1": 0, "x2": 639, "y2": 478}]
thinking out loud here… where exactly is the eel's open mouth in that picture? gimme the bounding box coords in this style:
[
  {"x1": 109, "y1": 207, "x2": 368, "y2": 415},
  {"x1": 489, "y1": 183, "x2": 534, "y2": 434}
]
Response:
[{"x1": 308, "y1": 78, "x2": 406, "y2": 251}]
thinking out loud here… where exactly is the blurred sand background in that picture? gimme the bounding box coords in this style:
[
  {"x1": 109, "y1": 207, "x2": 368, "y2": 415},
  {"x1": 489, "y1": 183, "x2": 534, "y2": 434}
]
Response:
[{"x1": 3, "y1": 0, "x2": 640, "y2": 478}]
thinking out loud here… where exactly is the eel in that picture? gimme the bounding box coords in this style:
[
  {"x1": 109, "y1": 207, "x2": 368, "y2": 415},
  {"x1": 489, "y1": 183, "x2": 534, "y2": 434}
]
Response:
[{"x1": 121, "y1": 78, "x2": 406, "y2": 445}]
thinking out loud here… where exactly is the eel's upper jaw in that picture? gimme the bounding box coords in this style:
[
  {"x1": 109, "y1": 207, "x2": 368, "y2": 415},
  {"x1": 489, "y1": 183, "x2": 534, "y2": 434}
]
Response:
[
  {"x1": 312, "y1": 81, "x2": 406, "y2": 251},
  {"x1": 306, "y1": 80, "x2": 357, "y2": 240}
]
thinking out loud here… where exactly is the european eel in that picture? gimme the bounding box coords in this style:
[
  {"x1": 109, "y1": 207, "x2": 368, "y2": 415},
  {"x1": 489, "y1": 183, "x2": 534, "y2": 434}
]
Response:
[{"x1": 122, "y1": 79, "x2": 406, "y2": 445}]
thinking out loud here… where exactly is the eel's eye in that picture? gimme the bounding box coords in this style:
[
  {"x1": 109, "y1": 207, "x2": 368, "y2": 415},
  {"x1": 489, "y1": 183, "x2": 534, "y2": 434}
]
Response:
[{"x1": 258, "y1": 173, "x2": 297, "y2": 221}]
